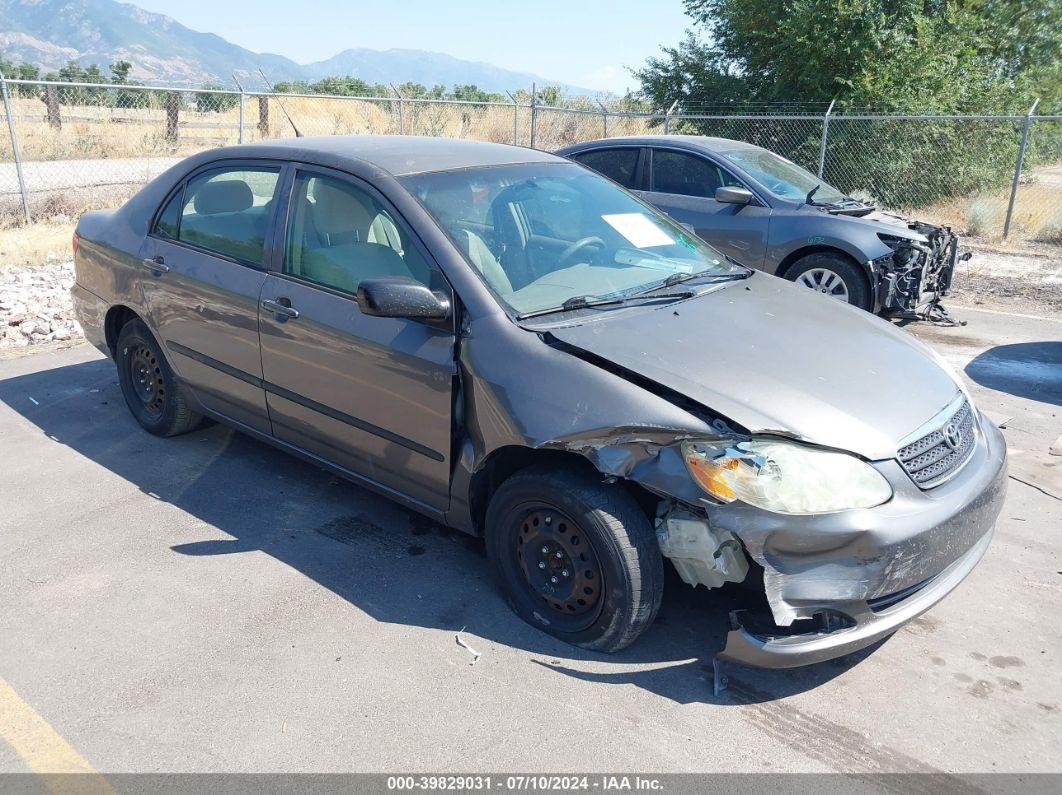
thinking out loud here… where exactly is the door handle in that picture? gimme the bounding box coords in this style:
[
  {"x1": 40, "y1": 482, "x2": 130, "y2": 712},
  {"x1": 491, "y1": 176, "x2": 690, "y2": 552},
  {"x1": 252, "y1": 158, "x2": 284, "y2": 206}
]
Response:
[
  {"x1": 142, "y1": 256, "x2": 169, "y2": 275},
  {"x1": 262, "y1": 298, "x2": 299, "y2": 319}
]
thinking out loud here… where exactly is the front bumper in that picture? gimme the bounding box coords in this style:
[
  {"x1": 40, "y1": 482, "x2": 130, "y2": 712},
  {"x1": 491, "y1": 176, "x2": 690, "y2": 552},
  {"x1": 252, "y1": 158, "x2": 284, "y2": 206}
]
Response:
[
  {"x1": 713, "y1": 412, "x2": 1008, "y2": 668},
  {"x1": 873, "y1": 227, "x2": 963, "y2": 314}
]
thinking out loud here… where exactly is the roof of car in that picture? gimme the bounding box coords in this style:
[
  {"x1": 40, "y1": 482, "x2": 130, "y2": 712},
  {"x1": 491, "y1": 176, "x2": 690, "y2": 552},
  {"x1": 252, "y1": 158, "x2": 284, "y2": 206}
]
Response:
[
  {"x1": 558, "y1": 135, "x2": 763, "y2": 154},
  {"x1": 215, "y1": 135, "x2": 562, "y2": 176}
]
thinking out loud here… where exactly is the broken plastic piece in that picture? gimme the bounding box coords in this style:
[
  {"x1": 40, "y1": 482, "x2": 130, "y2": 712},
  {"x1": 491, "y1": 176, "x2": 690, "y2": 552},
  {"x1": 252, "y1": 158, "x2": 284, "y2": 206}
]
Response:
[
  {"x1": 656, "y1": 509, "x2": 748, "y2": 589},
  {"x1": 455, "y1": 626, "x2": 481, "y2": 665}
]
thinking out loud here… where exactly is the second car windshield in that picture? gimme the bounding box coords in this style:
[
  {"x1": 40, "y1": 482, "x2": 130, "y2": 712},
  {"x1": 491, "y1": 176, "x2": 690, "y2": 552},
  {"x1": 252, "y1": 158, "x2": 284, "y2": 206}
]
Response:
[
  {"x1": 719, "y1": 148, "x2": 847, "y2": 204},
  {"x1": 400, "y1": 163, "x2": 742, "y2": 316}
]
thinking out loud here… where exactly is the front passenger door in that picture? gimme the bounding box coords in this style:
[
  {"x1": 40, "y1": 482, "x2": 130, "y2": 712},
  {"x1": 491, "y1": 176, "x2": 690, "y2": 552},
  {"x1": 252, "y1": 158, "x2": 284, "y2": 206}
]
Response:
[
  {"x1": 258, "y1": 168, "x2": 456, "y2": 511},
  {"x1": 644, "y1": 149, "x2": 771, "y2": 266}
]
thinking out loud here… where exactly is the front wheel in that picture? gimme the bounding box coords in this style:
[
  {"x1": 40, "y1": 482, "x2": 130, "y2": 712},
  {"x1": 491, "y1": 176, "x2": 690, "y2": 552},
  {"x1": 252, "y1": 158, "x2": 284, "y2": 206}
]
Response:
[
  {"x1": 485, "y1": 464, "x2": 663, "y2": 652},
  {"x1": 787, "y1": 253, "x2": 871, "y2": 311},
  {"x1": 116, "y1": 319, "x2": 202, "y2": 437}
]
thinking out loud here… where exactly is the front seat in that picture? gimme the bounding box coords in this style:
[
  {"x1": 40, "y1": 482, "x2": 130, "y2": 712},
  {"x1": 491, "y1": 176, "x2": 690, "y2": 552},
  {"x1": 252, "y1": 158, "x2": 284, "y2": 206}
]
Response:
[{"x1": 301, "y1": 181, "x2": 425, "y2": 292}]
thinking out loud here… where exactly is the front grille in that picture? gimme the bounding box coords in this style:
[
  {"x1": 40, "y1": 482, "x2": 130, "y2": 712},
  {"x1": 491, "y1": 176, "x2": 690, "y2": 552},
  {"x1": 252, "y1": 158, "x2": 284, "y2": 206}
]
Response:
[{"x1": 898, "y1": 398, "x2": 976, "y2": 487}]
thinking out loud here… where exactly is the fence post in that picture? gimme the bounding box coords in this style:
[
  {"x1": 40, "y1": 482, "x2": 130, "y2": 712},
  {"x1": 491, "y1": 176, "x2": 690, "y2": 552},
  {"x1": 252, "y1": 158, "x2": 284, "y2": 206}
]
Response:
[
  {"x1": 165, "y1": 91, "x2": 179, "y2": 141},
  {"x1": 596, "y1": 100, "x2": 608, "y2": 137},
  {"x1": 232, "y1": 73, "x2": 246, "y2": 144},
  {"x1": 390, "y1": 84, "x2": 404, "y2": 135},
  {"x1": 817, "y1": 98, "x2": 835, "y2": 178},
  {"x1": 258, "y1": 95, "x2": 269, "y2": 137},
  {"x1": 44, "y1": 84, "x2": 61, "y2": 129},
  {"x1": 663, "y1": 99, "x2": 679, "y2": 134},
  {"x1": 0, "y1": 74, "x2": 31, "y2": 224},
  {"x1": 505, "y1": 91, "x2": 519, "y2": 146},
  {"x1": 529, "y1": 83, "x2": 537, "y2": 149},
  {"x1": 1003, "y1": 98, "x2": 1039, "y2": 241}
]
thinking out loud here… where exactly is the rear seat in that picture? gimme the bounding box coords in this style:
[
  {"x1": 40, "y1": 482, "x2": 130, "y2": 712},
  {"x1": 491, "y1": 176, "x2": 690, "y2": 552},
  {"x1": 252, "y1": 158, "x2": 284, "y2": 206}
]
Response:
[{"x1": 181, "y1": 180, "x2": 272, "y2": 263}]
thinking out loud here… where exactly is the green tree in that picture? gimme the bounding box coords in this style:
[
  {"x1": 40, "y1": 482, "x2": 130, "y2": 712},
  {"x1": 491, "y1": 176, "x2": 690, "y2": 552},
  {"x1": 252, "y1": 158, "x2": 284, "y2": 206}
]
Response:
[
  {"x1": 634, "y1": 0, "x2": 1061, "y2": 206},
  {"x1": 0, "y1": 59, "x2": 41, "y2": 96},
  {"x1": 195, "y1": 83, "x2": 239, "y2": 112}
]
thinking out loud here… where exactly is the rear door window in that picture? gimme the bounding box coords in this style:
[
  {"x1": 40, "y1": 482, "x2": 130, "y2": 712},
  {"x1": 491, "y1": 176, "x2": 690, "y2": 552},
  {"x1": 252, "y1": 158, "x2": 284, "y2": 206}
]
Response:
[
  {"x1": 153, "y1": 190, "x2": 182, "y2": 239},
  {"x1": 572, "y1": 148, "x2": 640, "y2": 188},
  {"x1": 178, "y1": 167, "x2": 281, "y2": 265}
]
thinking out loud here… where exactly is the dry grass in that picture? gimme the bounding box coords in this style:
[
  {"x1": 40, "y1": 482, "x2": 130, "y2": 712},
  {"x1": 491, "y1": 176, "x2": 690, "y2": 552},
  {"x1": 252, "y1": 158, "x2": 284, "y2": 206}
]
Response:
[
  {"x1": 0, "y1": 220, "x2": 76, "y2": 267},
  {"x1": 912, "y1": 164, "x2": 1062, "y2": 244}
]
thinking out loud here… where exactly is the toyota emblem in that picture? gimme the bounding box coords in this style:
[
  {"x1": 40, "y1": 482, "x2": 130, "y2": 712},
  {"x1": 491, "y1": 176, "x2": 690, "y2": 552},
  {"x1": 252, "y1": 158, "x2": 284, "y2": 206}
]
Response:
[{"x1": 943, "y1": 421, "x2": 962, "y2": 451}]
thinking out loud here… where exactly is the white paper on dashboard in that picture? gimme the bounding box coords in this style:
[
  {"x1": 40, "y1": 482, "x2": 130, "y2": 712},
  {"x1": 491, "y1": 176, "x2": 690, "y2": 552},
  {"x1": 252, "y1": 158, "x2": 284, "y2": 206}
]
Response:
[{"x1": 601, "y1": 213, "x2": 675, "y2": 248}]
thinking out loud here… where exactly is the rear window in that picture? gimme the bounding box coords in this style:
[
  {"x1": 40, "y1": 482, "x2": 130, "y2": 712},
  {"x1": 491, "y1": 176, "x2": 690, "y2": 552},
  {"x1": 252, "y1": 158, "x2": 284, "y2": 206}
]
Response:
[
  {"x1": 176, "y1": 167, "x2": 281, "y2": 265},
  {"x1": 572, "y1": 148, "x2": 640, "y2": 188}
]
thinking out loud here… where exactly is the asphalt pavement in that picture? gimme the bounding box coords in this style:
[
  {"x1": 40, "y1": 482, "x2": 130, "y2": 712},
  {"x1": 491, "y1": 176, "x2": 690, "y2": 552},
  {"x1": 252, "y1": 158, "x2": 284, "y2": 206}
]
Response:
[{"x1": 0, "y1": 304, "x2": 1059, "y2": 777}]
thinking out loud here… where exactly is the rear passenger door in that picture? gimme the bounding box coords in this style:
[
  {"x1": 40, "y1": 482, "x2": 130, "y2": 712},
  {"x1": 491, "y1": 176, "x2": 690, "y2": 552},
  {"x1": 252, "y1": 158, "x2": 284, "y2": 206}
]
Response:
[
  {"x1": 646, "y1": 148, "x2": 771, "y2": 266},
  {"x1": 258, "y1": 167, "x2": 456, "y2": 511},
  {"x1": 141, "y1": 163, "x2": 282, "y2": 434}
]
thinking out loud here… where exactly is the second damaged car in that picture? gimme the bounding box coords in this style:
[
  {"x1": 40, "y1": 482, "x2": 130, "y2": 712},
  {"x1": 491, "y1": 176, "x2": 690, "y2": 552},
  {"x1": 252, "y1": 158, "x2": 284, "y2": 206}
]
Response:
[
  {"x1": 72, "y1": 136, "x2": 1007, "y2": 668},
  {"x1": 559, "y1": 135, "x2": 970, "y2": 320}
]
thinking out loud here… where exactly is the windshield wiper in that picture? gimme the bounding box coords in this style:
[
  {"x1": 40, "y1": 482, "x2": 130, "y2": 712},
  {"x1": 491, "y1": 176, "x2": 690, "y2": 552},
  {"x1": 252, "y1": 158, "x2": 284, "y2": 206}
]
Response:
[
  {"x1": 804, "y1": 184, "x2": 821, "y2": 206},
  {"x1": 636, "y1": 263, "x2": 752, "y2": 294},
  {"x1": 515, "y1": 290, "x2": 694, "y2": 320}
]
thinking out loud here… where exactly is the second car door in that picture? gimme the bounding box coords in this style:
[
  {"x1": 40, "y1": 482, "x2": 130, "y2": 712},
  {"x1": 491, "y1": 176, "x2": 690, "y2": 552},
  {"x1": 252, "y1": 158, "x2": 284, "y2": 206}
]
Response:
[
  {"x1": 140, "y1": 163, "x2": 282, "y2": 434},
  {"x1": 643, "y1": 148, "x2": 771, "y2": 266},
  {"x1": 258, "y1": 167, "x2": 457, "y2": 511}
]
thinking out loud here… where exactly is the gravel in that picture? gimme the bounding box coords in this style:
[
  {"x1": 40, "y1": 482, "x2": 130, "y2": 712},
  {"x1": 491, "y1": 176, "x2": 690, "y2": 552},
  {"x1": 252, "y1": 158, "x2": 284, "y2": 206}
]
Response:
[{"x1": 0, "y1": 259, "x2": 82, "y2": 350}]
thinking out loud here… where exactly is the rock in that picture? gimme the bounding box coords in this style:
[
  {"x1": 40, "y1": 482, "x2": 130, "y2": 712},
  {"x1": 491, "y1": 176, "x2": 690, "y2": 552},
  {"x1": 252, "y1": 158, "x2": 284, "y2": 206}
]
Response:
[{"x1": 19, "y1": 321, "x2": 37, "y2": 337}]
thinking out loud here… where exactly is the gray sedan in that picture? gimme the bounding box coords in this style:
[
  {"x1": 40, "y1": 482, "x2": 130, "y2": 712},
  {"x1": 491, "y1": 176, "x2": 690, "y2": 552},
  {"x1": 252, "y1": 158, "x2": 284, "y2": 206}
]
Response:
[
  {"x1": 72, "y1": 136, "x2": 1006, "y2": 669},
  {"x1": 558, "y1": 135, "x2": 967, "y2": 315}
]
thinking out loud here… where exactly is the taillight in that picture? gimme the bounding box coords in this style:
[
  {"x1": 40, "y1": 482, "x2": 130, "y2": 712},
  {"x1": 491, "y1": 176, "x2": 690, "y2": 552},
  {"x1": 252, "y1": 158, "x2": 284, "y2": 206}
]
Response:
[{"x1": 72, "y1": 231, "x2": 80, "y2": 256}]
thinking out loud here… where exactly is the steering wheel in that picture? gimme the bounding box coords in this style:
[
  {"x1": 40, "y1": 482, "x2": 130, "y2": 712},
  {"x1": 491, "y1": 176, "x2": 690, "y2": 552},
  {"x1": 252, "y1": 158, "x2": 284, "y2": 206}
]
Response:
[{"x1": 557, "y1": 236, "x2": 605, "y2": 266}]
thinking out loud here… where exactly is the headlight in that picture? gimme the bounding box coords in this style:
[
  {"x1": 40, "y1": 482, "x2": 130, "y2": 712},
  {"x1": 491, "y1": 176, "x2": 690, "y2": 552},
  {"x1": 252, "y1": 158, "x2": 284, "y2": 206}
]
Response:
[{"x1": 682, "y1": 438, "x2": 892, "y2": 514}]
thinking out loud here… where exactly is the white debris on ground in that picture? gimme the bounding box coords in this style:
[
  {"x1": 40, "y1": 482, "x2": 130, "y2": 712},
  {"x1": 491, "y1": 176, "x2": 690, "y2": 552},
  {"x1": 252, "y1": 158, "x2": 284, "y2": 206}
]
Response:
[{"x1": 0, "y1": 259, "x2": 82, "y2": 349}]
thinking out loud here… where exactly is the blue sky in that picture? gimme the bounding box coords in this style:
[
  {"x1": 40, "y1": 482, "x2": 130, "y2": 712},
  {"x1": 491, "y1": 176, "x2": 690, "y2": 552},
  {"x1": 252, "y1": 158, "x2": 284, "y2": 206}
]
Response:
[{"x1": 131, "y1": 0, "x2": 693, "y2": 93}]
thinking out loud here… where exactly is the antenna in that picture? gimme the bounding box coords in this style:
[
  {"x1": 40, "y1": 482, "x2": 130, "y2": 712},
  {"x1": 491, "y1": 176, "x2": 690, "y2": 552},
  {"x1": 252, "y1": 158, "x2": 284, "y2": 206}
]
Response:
[{"x1": 258, "y1": 68, "x2": 302, "y2": 138}]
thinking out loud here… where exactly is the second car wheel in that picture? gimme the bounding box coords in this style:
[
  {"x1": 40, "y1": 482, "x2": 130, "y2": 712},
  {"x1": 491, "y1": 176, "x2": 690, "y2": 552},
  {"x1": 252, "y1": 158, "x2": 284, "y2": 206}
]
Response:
[
  {"x1": 787, "y1": 253, "x2": 871, "y2": 311},
  {"x1": 485, "y1": 464, "x2": 664, "y2": 652},
  {"x1": 116, "y1": 318, "x2": 203, "y2": 437}
]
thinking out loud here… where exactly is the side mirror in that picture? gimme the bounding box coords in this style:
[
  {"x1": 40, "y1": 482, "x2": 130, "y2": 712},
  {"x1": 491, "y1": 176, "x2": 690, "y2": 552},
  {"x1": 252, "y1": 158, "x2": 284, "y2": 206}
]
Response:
[
  {"x1": 356, "y1": 277, "x2": 451, "y2": 321},
  {"x1": 715, "y1": 186, "x2": 754, "y2": 205}
]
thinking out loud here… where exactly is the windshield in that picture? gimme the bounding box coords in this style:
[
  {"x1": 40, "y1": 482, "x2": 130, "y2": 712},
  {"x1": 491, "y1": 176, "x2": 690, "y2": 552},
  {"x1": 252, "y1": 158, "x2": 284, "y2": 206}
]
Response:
[
  {"x1": 719, "y1": 148, "x2": 847, "y2": 204},
  {"x1": 400, "y1": 163, "x2": 742, "y2": 316}
]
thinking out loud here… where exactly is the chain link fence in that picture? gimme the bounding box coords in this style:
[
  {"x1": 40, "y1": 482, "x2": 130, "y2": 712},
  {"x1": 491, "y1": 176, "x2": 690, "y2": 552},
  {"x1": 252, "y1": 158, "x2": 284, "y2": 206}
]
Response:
[{"x1": 2, "y1": 78, "x2": 1060, "y2": 249}]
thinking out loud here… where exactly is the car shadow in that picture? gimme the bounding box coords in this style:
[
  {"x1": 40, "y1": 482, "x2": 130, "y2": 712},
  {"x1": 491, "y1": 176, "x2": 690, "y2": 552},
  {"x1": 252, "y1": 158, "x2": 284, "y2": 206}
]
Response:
[
  {"x1": 0, "y1": 353, "x2": 879, "y2": 705},
  {"x1": 964, "y1": 342, "x2": 1062, "y2": 407}
]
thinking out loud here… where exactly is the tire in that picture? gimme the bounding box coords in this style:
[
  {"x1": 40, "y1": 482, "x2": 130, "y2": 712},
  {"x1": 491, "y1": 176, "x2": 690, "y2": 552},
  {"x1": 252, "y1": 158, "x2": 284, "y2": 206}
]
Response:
[
  {"x1": 786, "y1": 253, "x2": 871, "y2": 311},
  {"x1": 485, "y1": 464, "x2": 663, "y2": 652},
  {"x1": 116, "y1": 319, "x2": 202, "y2": 437}
]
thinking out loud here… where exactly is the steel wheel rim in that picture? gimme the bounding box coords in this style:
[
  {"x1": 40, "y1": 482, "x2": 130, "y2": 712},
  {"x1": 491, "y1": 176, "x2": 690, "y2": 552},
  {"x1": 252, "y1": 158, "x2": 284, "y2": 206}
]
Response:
[
  {"x1": 129, "y1": 344, "x2": 165, "y2": 417},
  {"x1": 797, "y1": 267, "x2": 849, "y2": 301},
  {"x1": 514, "y1": 505, "x2": 603, "y2": 631}
]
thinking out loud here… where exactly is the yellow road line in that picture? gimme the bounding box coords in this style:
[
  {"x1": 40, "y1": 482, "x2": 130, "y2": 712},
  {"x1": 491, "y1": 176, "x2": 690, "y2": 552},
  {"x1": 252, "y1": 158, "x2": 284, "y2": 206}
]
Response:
[{"x1": 0, "y1": 675, "x2": 114, "y2": 795}]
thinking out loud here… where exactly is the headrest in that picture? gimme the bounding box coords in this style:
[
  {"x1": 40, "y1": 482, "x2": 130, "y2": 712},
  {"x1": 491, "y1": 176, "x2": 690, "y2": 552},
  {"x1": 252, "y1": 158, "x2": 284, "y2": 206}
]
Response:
[
  {"x1": 312, "y1": 181, "x2": 374, "y2": 237},
  {"x1": 194, "y1": 180, "x2": 254, "y2": 215}
]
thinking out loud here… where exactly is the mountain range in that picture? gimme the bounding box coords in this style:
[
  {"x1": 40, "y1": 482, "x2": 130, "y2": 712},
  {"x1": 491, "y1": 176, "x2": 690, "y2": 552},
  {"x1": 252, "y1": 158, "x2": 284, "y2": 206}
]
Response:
[{"x1": 0, "y1": 0, "x2": 595, "y2": 93}]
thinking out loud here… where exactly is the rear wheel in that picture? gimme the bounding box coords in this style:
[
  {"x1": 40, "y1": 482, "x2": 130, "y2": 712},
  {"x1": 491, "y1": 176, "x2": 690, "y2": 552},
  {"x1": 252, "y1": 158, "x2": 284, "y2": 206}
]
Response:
[
  {"x1": 116, "y1": 319, "x2": 202, "y2": 437},
  {"x1": 486, "y1": 464, "x2": 663, "y2": 652},
  {"x1": 787, "y1": 253, "x2": 871, "y2": 311}
]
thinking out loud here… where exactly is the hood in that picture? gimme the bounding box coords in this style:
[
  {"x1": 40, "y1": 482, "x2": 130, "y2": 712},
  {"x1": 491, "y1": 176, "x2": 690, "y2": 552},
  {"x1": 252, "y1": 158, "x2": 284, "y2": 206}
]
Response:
[
  {"x1": 546, "y1": 274, "x2": 960, "y2": 460},
  {"x1": 817, "y1": 207, "x2": 933, "y2": 243}
]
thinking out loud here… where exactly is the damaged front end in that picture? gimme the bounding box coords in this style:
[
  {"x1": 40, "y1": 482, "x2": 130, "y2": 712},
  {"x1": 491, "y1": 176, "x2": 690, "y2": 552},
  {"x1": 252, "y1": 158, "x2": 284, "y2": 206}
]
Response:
[
  {"x1": 874, "y1": 222, "x2": 970, "y2": 318},
  {"x1": 541, "y1": 408, "x2": 1007, "y2": 670}
]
